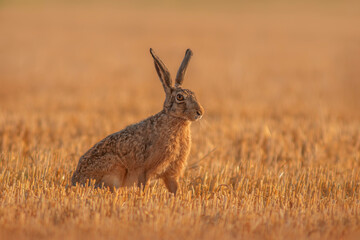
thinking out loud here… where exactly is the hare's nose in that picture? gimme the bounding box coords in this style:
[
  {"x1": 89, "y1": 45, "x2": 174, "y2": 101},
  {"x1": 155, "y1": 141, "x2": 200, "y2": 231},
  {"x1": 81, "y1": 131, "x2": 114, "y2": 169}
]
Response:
[{"x1": 196, "y1": 109, "x2": 203, "y2": 117}]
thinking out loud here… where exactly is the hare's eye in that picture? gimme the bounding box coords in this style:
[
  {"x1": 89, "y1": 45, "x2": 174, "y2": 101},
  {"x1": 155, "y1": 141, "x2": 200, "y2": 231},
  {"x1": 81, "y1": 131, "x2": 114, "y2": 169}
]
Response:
[{"x1": 176, "y1": 94, "x2": 184, "y2": 101}]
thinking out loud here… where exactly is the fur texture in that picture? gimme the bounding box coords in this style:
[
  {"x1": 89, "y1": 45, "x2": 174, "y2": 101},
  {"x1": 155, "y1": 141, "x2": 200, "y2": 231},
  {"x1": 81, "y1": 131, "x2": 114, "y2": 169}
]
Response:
[{"x1": 71, "y1": 48, "x2": 204, "y2": 194}]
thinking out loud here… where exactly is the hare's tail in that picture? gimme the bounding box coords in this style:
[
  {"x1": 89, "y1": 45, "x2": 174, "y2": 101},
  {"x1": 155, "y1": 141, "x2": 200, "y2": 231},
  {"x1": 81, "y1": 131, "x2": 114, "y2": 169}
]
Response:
[{"x1": 71, "y1": 170, "x2": 79, "y2": 186}]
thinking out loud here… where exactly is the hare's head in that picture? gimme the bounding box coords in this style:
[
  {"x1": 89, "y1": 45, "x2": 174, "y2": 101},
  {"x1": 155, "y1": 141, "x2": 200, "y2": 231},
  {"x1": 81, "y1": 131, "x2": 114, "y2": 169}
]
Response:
[{"x1": 150, "y1": 48, "x2": 204, "y2": 121}]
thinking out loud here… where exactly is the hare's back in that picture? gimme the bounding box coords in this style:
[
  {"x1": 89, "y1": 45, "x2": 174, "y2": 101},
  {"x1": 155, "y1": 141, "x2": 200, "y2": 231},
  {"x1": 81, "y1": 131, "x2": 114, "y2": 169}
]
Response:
[{"x1": 81, "y1": 122, "x2": 150, "y2": 164}]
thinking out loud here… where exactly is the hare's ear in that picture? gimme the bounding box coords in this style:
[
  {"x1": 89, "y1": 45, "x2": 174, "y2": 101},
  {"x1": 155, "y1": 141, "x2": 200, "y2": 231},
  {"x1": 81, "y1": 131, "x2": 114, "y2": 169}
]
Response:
[
  {"x1": 175, "y1": 49, "x2": 193, "y2": 88},
  {"x1": 150, "y1": 48, "x2": 172, "y2": 95}
]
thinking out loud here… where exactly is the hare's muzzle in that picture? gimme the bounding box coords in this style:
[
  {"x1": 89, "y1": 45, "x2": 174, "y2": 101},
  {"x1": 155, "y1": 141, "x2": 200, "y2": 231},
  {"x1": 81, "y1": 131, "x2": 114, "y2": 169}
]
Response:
[{"x1": 194, "y1": 107, "x2": 204, "y2": 120}]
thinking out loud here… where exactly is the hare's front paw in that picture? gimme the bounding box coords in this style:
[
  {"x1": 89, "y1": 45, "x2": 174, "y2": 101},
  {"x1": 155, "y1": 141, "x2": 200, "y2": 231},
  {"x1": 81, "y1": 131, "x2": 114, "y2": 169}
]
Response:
[{"x1": 162, "y1": 176, "x2": 179, "y2": 195}]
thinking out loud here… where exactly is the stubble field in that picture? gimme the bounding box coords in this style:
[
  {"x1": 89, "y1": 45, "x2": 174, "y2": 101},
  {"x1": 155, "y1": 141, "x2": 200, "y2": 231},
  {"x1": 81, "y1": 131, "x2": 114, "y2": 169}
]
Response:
[{"x1": 0, "y1": 1, "x2": 360, "y2": 239}]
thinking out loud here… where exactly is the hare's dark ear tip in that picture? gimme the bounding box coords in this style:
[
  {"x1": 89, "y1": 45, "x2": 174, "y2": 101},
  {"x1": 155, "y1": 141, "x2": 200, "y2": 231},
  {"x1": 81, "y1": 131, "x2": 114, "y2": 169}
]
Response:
[
  {"x1": 186, "y1": 49, "x2": 193, "y2": 56},
  {"x1": 150, "y1": 48, "x2": 156, "y2": 58}
]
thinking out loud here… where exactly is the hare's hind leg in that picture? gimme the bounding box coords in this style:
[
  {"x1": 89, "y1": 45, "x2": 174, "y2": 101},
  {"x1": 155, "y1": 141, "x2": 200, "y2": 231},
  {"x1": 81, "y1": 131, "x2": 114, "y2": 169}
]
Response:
[
  {"x1": 99, "y1": 166, "x2": 127, "y2": 190},
  {"x1": 122, "y1": 170, "x2": 148, "y2": 189}
]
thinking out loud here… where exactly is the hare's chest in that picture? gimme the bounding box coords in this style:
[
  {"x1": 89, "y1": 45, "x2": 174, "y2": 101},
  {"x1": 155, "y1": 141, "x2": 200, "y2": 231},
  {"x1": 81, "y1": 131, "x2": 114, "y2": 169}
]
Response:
[
  {"x1": 161, "y1": 133, "x2": 187, "y2": 159},
  {"x1": 177, "y1": 128, "x2": 191, "y2": 156},
  {"x1": 168, "y1": 127, "x2": 191, "y2": 156},
  {"x1": 146, "y1": 127, "x2": 191, "y2": 175}
]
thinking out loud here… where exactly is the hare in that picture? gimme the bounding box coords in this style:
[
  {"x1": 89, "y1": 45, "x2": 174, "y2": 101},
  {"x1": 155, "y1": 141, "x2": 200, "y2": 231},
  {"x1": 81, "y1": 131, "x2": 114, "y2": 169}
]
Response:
[{"x1": 71, "y1": 48, "x2": 204, "y2": 194}]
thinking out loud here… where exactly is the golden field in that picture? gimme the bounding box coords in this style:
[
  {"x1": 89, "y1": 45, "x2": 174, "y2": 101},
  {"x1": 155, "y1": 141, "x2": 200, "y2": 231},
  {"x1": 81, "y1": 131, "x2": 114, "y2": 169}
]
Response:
[{"x1": 0, "y1": 1, "x2": 360, "y2": 239}]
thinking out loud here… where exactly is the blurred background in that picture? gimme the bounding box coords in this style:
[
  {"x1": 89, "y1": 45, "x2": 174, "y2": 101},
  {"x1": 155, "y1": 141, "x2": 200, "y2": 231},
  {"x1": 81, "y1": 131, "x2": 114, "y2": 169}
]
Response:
[
  {"x1": 1, "y1": 0, "x2": 360, "y2": 163},
  {"x1": 1, "y1": 1, "x2": 360, "y2": 239}
]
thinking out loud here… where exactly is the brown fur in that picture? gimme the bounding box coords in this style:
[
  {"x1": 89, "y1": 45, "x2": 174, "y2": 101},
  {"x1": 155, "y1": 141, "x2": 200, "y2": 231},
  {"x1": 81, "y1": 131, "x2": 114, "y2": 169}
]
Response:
[{"x1": 71, "y1": 49, "x2": 204, "y2": 194}]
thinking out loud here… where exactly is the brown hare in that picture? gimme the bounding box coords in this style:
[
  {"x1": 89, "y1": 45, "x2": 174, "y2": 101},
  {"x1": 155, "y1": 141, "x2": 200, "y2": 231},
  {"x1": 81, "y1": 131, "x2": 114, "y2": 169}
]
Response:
[{"x1": 71, "y1": 48, "x2": 204, "y2": 194}]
